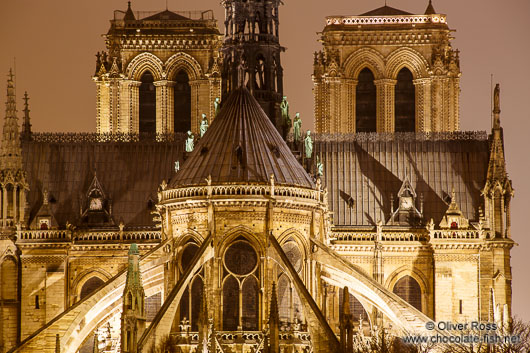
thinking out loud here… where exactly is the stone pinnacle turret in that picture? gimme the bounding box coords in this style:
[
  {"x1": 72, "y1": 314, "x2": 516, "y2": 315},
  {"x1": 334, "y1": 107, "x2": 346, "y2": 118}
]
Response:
[
  {"x1": 22, "y1": 91, "x2": 32, "y2": 139},
  {"x1": 2, "y1": 69, "x2": 22, "y2": 170}
]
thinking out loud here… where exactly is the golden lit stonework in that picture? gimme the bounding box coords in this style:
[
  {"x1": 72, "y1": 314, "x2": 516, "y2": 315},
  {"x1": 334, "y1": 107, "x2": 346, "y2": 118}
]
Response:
[{"x1": 0, "y1": 1, "x2": 516, "y2": 353}]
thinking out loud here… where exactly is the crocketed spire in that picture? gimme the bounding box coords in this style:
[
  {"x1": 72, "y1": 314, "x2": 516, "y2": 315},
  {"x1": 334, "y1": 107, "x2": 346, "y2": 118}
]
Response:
[{"x1": 1, "y1": 69, "x2": 22, "y2": 170}]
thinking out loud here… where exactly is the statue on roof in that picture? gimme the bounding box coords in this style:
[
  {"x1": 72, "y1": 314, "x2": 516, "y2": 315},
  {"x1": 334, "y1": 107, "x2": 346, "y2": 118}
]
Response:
[
  {"x1": 214, "y1": 97, "x2": 221, "y2": 116},
  {"x1": 293, "y1": 112, "x2": 302, "y2": 143},
  {"x1": 316, "y1": 155, "x2": 323, "y2": 177},
  {"x1": 185, "y1": 131, "x2": 195, "y2": 152},
  {"x1": 304, "y1": 130, "x2": 313, "y2": 159},
  {"x1": 280, "y1": 96, "x2": 290, "y2": 128},
  {"x1": 200, "y1": 114, "x2": 209, "y2": 137},
  {"x1": 494, "y1": 83, "x2": 500, "y2": 114}
]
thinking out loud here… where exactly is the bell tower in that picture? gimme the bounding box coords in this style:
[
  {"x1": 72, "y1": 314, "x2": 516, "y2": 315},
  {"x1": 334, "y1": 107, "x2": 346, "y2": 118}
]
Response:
[{"x1": 221, "y1": 0, "x2": 285, "y2": 134}]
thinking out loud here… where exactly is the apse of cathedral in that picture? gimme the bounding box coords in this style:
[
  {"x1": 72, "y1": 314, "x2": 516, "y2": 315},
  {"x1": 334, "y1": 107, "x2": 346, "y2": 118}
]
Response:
[{"x1": 0, "y1": 1, "x2": 514, "y2": 353}]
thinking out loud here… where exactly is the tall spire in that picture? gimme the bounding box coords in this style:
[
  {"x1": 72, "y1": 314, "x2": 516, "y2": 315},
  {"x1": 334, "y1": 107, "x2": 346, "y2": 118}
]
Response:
[
  {"x1": 487, "y1": 83, "x2": 506, "y2": 182},
  {"x1": 2, "y1": 69, "x2": 22, "y2": 170},
  {"x1": 493, "y1": 83, "x2": 501, "y2": 129},
  {"x1": 22, "y1": 91, "x2": 32, "y2": 138}
]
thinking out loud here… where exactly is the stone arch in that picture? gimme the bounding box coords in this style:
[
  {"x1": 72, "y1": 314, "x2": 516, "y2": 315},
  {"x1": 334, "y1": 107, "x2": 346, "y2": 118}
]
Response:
[
  {"x1": 73, "y1": 269, "x2": 112, "y2": 301},
  {"x1": 126, "y1": 52, "x2": 165, "y2": 81},
  {"x1": 314, "y1": 241, "x2": 434, "y2": 332},
  {"x1": 165, "y1": 52, "x2": 203, "y2": 81},
  {"x1": 343, "y1": 47, "x2": 385, "y2": 79},
  {"x1": 12, "y1": 245, "x2": 166, "y2": 353},
  {"x1": 218, "y1": 225, "x2": 265, "y2": 258},
  {"x1": 385, "y1": 47, "x2": 429, "y2": 79},
  {"x1": 173, "y1": 230, "x2": 206, "y2": 251},
  {"x1": 1, "y1": 255, "x2": 18, "y2": 300},
  {"x1": 277, "y1": 228, "x2": 310, "y2": 260},
  {"x1": 386, "y1": 267, "x2": 428, "y2": 313}
]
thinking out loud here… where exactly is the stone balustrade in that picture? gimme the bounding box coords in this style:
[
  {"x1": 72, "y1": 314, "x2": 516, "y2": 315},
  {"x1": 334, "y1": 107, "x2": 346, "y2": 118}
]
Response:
[
  {"x1": 161, "y1": 184, "x2": 322, "y2": 203},
  {"x1": 431, "y1": 229, "x2": 482, "y2": 240},
  {"x1": 16, "y1": 229, "x2": 161, "y2": 243},
  {"x1": 326, "y1": 14, "x2": 447, "y2": 26},
  {"x1": 17, "y1": 229, "x2": 71, "y2": 241},
  {"x1": 332, "y1": 231, "x2": 427, "y2": 242},
  {"x1": 74, "y1": 230, "x2": 161, "y2": 242}
]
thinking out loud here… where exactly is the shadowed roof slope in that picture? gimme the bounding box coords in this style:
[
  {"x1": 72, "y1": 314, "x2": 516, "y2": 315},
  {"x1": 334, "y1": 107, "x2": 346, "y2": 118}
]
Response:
[
  {"x1": 171, "y1": 88, "x2": 314, "y2": 188},
  {"x1": 360, "y1": 6, "x2": 412, "y2": 16}
]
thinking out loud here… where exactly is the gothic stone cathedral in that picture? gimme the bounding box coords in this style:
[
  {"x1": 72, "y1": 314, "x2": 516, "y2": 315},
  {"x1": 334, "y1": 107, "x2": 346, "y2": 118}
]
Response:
[{"x1": 0, "y1": 1, "x2": 514, "y2": 353}]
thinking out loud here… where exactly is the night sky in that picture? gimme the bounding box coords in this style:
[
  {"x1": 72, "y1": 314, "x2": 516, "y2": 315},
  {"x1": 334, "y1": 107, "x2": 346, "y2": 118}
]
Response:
[{"x1": 1, "y1": 0, "x2": 529, "y2": 321}]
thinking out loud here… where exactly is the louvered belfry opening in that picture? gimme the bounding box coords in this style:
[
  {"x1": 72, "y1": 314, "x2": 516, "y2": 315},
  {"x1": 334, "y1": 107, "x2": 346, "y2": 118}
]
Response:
[
  {"x1": 139, "y1": 71, "x2": 156, "y2": 133},
  {"x1": 173, "y1": 70, "x2": 191, "y2": 133},
  {"x1": 394, "y1": 67, "x2": 415, "y2": 132},
  {"x1": 355, "y1": 68, "x2": 377, "y2": 132}
]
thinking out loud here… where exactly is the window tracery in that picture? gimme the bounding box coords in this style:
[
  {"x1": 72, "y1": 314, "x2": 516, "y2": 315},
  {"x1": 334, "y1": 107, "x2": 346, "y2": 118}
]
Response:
[{"x1": 222, "y1": 238, "x2": 260, "y2": 331}]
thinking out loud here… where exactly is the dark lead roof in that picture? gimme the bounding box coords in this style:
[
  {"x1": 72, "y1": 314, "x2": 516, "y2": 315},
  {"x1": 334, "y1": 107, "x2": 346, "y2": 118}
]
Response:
[
  {"x1": 21, "y1": 133, "x2": 490, "y2": 229},
  {"x1": 316, "y1": 137, "x2": 489, "y2": 226},
  {"x1": 23, "y1": 139, "x2": 184, "y2": 228},
  {"x1": 170, "y1": 87, "x2": 315, "y2": 188},
  {"x1": 142, "y1": 10, "x2": 190, "y2": 21},
  {"x1": 359, "y1": 6, "x2": 413, "y2": 16}
]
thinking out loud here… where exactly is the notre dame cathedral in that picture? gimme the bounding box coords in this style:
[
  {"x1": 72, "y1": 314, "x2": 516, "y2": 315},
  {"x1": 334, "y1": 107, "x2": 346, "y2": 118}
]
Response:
[{"x1": 0, "y1": 1, "x2": 514, "y2": 353}]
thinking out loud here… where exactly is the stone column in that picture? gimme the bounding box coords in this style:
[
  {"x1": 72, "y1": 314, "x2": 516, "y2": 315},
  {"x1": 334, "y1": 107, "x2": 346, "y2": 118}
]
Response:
[
  {"x1": 413, "y1": 78, "x2": 432, "y2": 132},
  {"x1": 119, "y1": 80, "x2": 136, "y2": 134},
  {"x1": 191, "y1": 79, "x2": 211, "y2": 134},
  {"x1": 312, "y1": 78, "x2": 326, "y2": 133},
  {"x1": 130, "y1": 81, "x2": 141, "y2": 134},
  {"x1": 208, "y1": 77, "x2": 222, "y2": 122},
  {"x1": 448, "y1": 76, "x2": 460, "y2": 131},
  {"x1": 95, "y1": 82, "x2": 111, "y2": 133},
  {"x1": 19, "y1": 186, "x2": 25, "y2": 224},
  {"x1": 375, "y1": 79, "x2": 396, "y2": 132},
  {"x1": 13, "y1": 185, "x2": 17, "y2": 222},
  {"x1": 342, "y1": 79, "x2": 357, "y2": 133},
  {"x1": 327, "y1": 78, "x2": 342, "y2": 133},
  {"x1": 155, "y1": 80, "x2": 176, "y2": 135},
  {"x1": 1, "y1": 187, "x2": 5, "y2": 226}
]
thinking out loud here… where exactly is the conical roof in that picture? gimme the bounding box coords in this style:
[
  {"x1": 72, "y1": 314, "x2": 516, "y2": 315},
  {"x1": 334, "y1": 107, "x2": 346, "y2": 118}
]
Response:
[{"x1": 170, "y1": 88, "x2": 314, "y2": 188}]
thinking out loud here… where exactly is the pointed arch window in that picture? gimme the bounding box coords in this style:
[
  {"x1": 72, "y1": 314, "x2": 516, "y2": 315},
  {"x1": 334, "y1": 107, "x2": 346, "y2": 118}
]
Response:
[
  {"x1": 276, "y1": 239, "x2": 305, "y2": 326},
  {"x1": 177, "y1": 241, "x2": 204, "y2": 331},
  {"x1": 1, "y1": 257, "x2": 17, "y2": 300},
  {"x1": 393, "y1": 275, "x2": 422, "y2": 312},
  {"x1": 173, "y1": 70, "x2": 191, "y2": 133},
  {"x1": 80, "y1": 276, "x2": 105, "y2": 300},
  {"x1": 355, "y1": 68, "x2": 376, "y2": 132},
  {"x1": 394, "y1": 68, "x2": 415, "y2": 132},
  {"x1": 222, "y1": 238, "x2": 260, "y2": 331},
  {"x1": 139, "y1": 71, "x2": 156, "y2": 133}
]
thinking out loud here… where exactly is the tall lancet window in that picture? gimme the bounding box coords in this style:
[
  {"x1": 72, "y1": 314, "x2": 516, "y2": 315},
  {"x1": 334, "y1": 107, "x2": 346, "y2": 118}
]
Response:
[
  {"x1": 355, "y1": 68, "x2": 377, "y2": 133},
  {"x1": 139, "y1": 71, "x2": 156, "y2": 133},
  {"x1": 394, "y1": 68, "x2": 415, "y2": 132},
  {"x1": 173, "y1": 70, "x2": 191, "y2": 133},
  {"x1": 393, "y1": 275, "x2": 422, "y2": 312},
  {"x1": 222, "y1": 238, "x2": 260, "y2": 331},
  {"x1": 177, "y1": 241, "x2": 204, "y2": 331}
]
